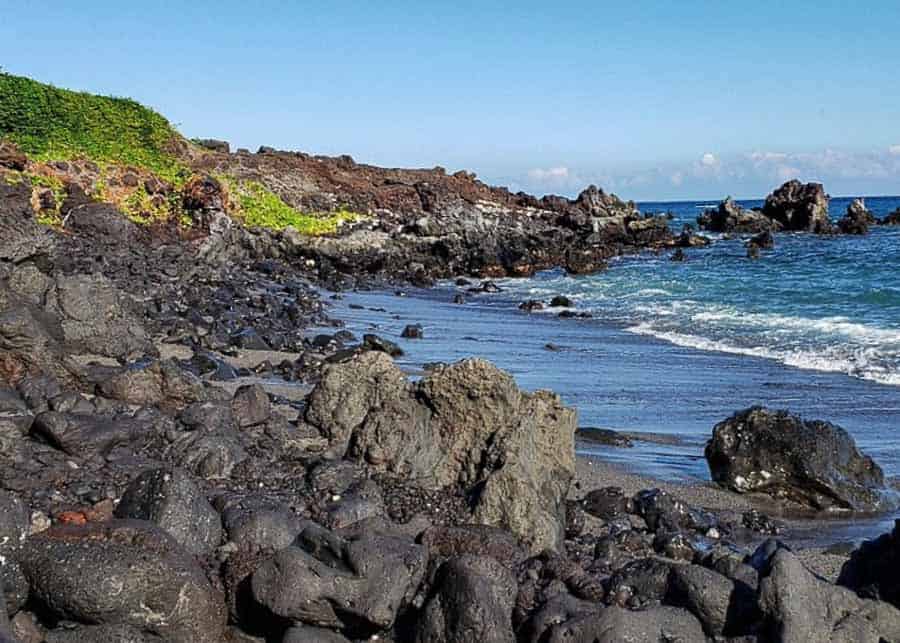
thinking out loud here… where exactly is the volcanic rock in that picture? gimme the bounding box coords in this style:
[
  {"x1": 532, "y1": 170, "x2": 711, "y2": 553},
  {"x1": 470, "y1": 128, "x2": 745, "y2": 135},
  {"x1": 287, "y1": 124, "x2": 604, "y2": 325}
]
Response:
[
  {"x1": 698, "y1": 197, "x2": 780, "y2": 234},
  {"x1": 303, "y1": 352, "x2": 576, "y2": 552},
  {"x1": 415, "y1": 555, "x2": 516, "y2": 643},
  {"x1": 250, "y1": 522, "x2": 427, "y2": 633},
  {"x1": 838, "y1": 519, "x2": 900, "y2": 607},
  {"x1": 759, "y1": 548, "x2": 900, "y2": 642},
  {"x1": 20, "y1": 520, "x2": 227, "y2": 642},
  {"x1": 761, "y1": 180, "x2": 832, "y2": 233},
  {"x1": 837, "y1": 198, "x2": 876, "y2": 235},
  {"x1": 705, "y1": 406, "x2": 894, "y2": 511},
  {"x1": 114, "y1": 468, "x2": 222, "y2": 555}
]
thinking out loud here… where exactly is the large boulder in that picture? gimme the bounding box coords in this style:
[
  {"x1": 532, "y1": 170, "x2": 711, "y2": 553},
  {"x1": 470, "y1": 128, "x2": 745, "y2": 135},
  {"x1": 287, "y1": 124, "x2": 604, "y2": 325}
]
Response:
[
  {"x1": 0, "y1": 181, "x2": 54, "y2": 264},
  {"x1": 114, "y1": 468, "x2": 222, "y2": 556},
  {"x1": 97, "y1": 359, "x2": 208, "y2": 408},
  {"x1": 19, "y1": 520, "x2": 227, "y2": 643},
  {"x1": 667, "y1": 562, "x2": 758, "y2": 637},
  {"x1": 0, "y1": 269, "x2": 152, "y2": 383},
  {"x1": 0, "y1": 286, "x2": 80, "y2": 386},
  {"x1": 250, "y1": 522, "x2": 427, "y2": 634},
  {"x1": 838, "y1": 519, "x2": 900, "y2": 607},
  {"x1": 705, "y1": 407, "x2": 894, "y2": 512},
  {"x1": 697, "y1": 196, "x2": 780, "y2": 233},
  {"x1": 415, "y1": 555, "x2": 516, "y2": 643},
  {"x1": 761, "y1": 180, "x2": 832, "y2": 233},
  {"x1": 30, "y1": 409, "x2": 165, "y2": 457},
  {"x1": 63, "y1": 201, "x2": 141, "y2": 244},
  {"x1": 303, "y1": 352, "x2": 576, "y2": 552},
  {"x1": 758, "y1": 548, "x2": 900, "y2": 642},
  {"x1": 43, "y1": 272, "x2": 154, "y2": 360}
]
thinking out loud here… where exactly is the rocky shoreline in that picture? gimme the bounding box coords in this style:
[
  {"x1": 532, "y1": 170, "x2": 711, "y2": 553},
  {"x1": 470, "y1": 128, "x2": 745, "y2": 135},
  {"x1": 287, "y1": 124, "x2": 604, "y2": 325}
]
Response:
[{"x1": 3, "y1": 136, "x2": 900, "y2": 643}]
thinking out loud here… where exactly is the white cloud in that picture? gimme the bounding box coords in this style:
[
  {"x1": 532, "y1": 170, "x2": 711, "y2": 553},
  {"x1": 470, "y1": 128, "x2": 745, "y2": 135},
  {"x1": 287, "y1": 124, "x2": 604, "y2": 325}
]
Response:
[
  {"x1": 527, "y1": 166, "x2": 570, "y2": 181},
  {"x1": 775, "y1": 165, "x2": 802, "y2": 181},
  {"x1": 749, "y1": 151, "x2": 787, "y2": 162},
  {"x1": 514, "y1": 146, "x2": 900, "y2": 200}
]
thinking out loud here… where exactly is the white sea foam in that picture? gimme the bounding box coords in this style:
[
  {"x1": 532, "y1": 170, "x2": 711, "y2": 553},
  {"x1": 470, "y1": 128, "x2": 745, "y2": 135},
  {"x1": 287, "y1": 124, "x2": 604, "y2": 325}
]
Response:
[
  {"x1": 626, "y1": 322, "x2": 900, "y2": 386},
  {"x1": 689, "y1": 308, "x2": 900, "y2": 345}
]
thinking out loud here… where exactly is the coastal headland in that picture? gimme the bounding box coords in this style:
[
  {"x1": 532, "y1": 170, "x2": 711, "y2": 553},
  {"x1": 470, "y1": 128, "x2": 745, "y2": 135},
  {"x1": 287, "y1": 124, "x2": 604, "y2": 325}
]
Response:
[{"x1": 3, "y1": 73, "x2": 900, "y2": 642}]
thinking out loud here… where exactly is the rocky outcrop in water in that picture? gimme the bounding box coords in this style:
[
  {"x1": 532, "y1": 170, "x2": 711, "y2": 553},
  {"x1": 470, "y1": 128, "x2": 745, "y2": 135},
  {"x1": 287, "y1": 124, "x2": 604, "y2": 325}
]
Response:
[
  {"x1": 881, "y1": 207, "x2": 900, "y2": 225},
  {"x1": 700, "y1": 181, "x2": 837, "y2": 235},
  {"x1": 697, "y1": 196, "x2": 780, "y2": 233},
  {"x1": 838, "y1": 198, "x2": 876, "y2": 235},
  {"x1": 705, "y1": 406, "x2": 894, "y2": 512},
  {"x1": 761, "y1": 179, "x2": 832, "y2": 233}
]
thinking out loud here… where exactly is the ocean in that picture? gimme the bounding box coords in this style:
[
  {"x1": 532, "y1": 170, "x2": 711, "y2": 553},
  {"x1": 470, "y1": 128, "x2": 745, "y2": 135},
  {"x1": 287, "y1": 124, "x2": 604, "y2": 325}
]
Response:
[{"x1": 321, "y1": 195, "x2": 900, "y2": 482}]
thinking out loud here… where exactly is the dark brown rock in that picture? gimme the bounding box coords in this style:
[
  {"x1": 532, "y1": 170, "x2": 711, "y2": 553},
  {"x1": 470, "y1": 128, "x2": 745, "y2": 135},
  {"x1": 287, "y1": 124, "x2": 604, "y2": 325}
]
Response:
[
  {"x1": 705, "y1": 406, "x2": 894, "y2": 511},
  {"x1": 761, "y1": 180, "x2": 832, "y2": 233},
  {"x1": 20, "y1": 520, "x2": 227, "y2": 643}
]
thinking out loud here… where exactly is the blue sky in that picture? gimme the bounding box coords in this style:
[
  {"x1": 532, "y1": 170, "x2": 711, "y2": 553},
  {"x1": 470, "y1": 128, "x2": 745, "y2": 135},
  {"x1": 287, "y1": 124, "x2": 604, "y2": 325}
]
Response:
[{"x1": 2, "y1": 1, "x2": 899, "y2": 200}]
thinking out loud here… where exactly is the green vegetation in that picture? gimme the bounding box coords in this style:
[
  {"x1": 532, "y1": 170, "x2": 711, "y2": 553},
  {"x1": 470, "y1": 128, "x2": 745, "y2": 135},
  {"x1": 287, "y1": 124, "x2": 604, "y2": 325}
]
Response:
[
  {"x1": 29, "y1": 172, "x2": 66, "y2": 202},
  {"x1": 0, "y1": 72, "x2": 187, "y2": 184},
  {"x1": 225, "y1": 178, "x2": 361, "y2": 235},
  {"x1": 121, "y1": 185, "x2": 178, "y2": 225},
  {"x1": 1, "y1": 72, "x2": 361, "y2": 234}
]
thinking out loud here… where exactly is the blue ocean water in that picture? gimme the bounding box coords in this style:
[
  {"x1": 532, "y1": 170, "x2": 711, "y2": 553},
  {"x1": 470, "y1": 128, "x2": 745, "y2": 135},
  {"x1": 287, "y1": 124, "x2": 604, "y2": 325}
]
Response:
[
  {"x1": 519, "y1": 196, "x2": 900, "y2": 388},
  {"x1": 322, "y1": 195, "x2": 900, "y2": 482}
]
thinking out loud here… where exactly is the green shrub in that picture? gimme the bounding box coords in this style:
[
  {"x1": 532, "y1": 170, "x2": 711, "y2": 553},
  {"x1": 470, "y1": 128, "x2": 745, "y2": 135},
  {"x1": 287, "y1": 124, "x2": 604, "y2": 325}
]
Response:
[
  {"x1": 1, "y1": 73, "x2": 361, "y2": 235},
  {"x1": 225, "y1": 178, "x2": 361, "y2": 234},
  {"x1": 0, "y1": 72, "x2": 187, "y2": 184}
]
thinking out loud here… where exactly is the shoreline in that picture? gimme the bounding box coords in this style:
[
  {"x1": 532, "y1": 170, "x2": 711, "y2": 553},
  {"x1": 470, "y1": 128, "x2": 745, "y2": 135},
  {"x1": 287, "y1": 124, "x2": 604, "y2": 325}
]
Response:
[
  {"x1": 322, "y1": 279, "x2": 900, "y2": 476},
  {"x1": 572, "y1": 453, "x2": 874, "y2": 582},
  {"x1": 3, "y1": 102, "x2": 900, "y2": 638},
  {"x1": 315, "y1": 281, "x2": 900, "y2": 545}
]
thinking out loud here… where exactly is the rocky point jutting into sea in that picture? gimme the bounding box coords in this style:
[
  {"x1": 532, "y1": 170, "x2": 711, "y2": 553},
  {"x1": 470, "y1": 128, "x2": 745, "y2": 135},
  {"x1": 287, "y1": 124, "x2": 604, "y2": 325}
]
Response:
[{"x1": 3, "y1": 73, "x2": 900, "y2": 642}]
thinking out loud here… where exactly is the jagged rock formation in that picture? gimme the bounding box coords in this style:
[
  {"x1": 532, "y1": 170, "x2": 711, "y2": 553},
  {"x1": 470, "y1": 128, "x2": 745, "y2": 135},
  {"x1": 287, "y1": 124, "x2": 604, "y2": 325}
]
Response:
[{"x1": 303, "y1": 352, "x2": 576, "y2": 552}]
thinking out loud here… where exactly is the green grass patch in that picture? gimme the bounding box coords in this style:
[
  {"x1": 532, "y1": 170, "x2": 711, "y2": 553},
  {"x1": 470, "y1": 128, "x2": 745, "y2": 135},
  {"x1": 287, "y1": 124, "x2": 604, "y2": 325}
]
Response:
[
  {"x1": 120, "y1": 185, "x2": 175, "y2": 225},
  {"x1": 225, "y1": 178, "x2": 362, "y2": 234},
  {"x1": 0, "y1": 72, "x2": 188, "y2": 185}
]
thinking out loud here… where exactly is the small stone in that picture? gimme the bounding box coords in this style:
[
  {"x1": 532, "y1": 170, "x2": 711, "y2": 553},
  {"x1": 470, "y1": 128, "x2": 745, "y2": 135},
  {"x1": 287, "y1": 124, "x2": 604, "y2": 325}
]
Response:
[{"x1": 401, "y1": 324, "x2": 424, "y2": 339}]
